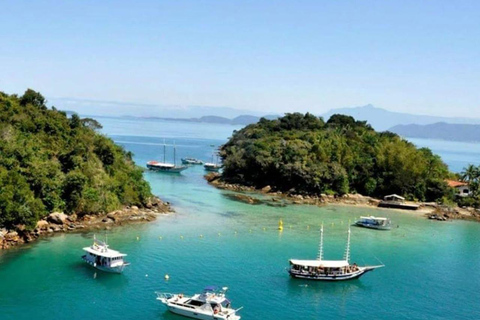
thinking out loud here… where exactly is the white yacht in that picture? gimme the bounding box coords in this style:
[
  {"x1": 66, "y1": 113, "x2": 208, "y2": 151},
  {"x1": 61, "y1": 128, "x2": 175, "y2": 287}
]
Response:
[
  {"x1": 355, "y1": 216, "x2": 391, "y2": 230},
  {"x1": 82, "y1": 235, "x2": 130, "y2": 273},
  {"x1": 288, "y1": 227, "x2": 383, "y2": 281},
  {"x1": 156, "y1": 286, "x2": 242, "y2": 320}
]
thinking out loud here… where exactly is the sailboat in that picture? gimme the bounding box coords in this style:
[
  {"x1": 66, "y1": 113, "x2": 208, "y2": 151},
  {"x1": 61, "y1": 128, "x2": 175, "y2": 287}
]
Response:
[
  {"x1": 288, "y1": 226, "x2": 384, "y2": 281},
  {"x1": 204, "y1": 150, "x2": 221, "y2": 172},
  {"x1": 147, "y1": 140, "x2": 188, "y2": 173}
]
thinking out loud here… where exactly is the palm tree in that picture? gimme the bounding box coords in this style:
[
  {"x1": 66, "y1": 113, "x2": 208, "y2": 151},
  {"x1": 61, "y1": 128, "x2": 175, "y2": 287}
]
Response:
[{"x1": 460, "y1": 164, "x2": 479, "y2": 184}]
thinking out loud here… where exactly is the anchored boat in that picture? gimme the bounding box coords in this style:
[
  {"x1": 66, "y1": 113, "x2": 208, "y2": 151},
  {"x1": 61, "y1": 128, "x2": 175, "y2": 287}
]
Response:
[
  {"x1": 181, "y1": 157, "x2": 203, "y2": 165},
  {"x1": 156, "y1": 286, "x2": 242, "y2": 320},
  {"x1": 355, "y1": 216, "x2": 392, "y2": 230},
  {"x1": 288, "y1": 227, "x2": 383, "y2": 281},
  {"x1": 147, "y1": 140, "x2": 187, "y2": 173},
  {"x1": 81, "y1": 235, "x2": 130, "y2": 273}
]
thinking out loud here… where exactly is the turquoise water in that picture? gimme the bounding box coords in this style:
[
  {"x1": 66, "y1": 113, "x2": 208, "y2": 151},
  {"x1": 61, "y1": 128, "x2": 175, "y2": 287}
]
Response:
[{"x1": 1, "y1": 118, "x2": 480, "y2": 320}]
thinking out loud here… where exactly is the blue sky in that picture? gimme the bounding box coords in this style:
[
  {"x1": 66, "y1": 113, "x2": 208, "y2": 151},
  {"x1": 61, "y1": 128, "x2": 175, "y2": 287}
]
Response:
[{"x1": 1, "y1": 0, "x2": 479, "y2": 117}]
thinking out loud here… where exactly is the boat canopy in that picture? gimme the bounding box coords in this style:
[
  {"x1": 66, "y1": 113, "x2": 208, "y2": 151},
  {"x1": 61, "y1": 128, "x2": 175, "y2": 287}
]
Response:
[
  {"x1": 359, "y1": 216, "x2": 389, "y2": 221},
  {"x1": 384, "y1": 194, "x2": 405, "y2": 201},
  {"x1": 289, "y1": 259, "x2": 350, "y2": 268},
  {"x1": 82, "y1": 246, "x2": 127, "y2": 258},
  {"x1": 203, "y1": 286, "x2": 217, "y2": 292},
  {"x1": 147, "y1": 161, "x2": 175, "y2": 168}
]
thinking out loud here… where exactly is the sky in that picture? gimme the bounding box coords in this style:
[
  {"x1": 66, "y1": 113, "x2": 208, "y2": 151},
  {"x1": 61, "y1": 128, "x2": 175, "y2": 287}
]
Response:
[{"x1": 1, "y1": 0, "x2": 479, "y2": 117}]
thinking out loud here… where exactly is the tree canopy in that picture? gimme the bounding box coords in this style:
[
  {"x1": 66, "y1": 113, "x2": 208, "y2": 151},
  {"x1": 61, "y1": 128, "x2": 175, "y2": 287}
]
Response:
[
  {"x1": 0, "y1": 89, "x2": 152, "y2": 229},
  {"x1": 220, "y1": 113, "x2": 451, "y2": 201}
]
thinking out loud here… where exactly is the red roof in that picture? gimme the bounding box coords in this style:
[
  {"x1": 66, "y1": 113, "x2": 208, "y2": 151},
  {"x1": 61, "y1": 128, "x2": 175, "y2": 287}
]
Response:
[{"x1": 446, "y1": 179, "x2": 468, "y2": 188}]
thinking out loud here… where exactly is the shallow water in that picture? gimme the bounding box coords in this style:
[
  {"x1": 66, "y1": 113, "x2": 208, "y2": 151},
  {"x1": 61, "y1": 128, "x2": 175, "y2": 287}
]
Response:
[{"x1": 1, "y1": 118, "x2": 479, "y2": 320}]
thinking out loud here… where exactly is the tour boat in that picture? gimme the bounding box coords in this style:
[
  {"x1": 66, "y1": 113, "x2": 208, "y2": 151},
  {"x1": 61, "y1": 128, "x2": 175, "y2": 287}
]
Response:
[
  {"x1": 181, "y1": 157, "x2": 203, "y2": 165},
  {"x1": 81, "y1": 235, "x2": 130, "y2": 273},
  {"x1": 156, "y1": 286, "x2": 242, "y2": 320},
  {"x1": 355, "y1": 216, "x2": 391, "y2": 230},
  {"x1": 147, "y1": 141, "x2": 187, "y2": 173},
  {"x1": 204, "y1": 162, "x2": 222, "y2": 172},
  {"x1": 288, "y1": 227, "x2": 383, "y2": 281}
]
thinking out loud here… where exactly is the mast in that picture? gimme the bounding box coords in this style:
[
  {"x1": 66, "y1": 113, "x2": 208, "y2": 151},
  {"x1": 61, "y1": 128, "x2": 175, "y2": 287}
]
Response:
[
  {"x1": 343, "y1": 227, "x2": 351, "y2": 262},
  {"x1": 317, "y1": 224, "x2": 324, "y2": 261},
  {"x1": 173, "y1": 141, "x2": 176, "y2": 166},
  {"x1": 163, "y1": 139, "x2": 166, "y2": 163}
]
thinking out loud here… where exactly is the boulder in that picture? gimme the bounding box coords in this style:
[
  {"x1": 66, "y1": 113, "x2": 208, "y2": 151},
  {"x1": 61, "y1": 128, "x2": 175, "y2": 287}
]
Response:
[
  {"x1": 47, "y1": 212, "x2": 68, "y2": 225},
  {"x1": 36, "y1": 220, "x2": 50, "y2": 230},
  {"x1": 5, "y1": 231, "x2": 19, "y2": 242},
  {"x1": 67, "y1": 213, "x2": 77, "y2": 222},
  {"x1": 261, "y1": 185, "x2": 272, "y2": 193},
  {"x1": 131, "y1": 205, "x2": 139, "y2": 211}
]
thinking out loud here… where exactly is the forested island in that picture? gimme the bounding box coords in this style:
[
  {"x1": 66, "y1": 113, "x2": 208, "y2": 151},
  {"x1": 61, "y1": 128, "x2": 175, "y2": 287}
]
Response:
[
  {"x1": 220, "y1": 113, "x2": 454, "y2": 202},
  {"x1": 0, "y1": 90, "x2": 166, "y2": 248}
]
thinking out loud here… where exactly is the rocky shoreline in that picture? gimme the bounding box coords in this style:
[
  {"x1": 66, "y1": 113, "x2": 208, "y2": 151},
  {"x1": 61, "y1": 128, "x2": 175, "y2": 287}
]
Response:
[
  {"x1": 0, "y1": 197, "x2": 172, "y2": 250},
  {"x1": 205, "y1": 173, "x2": 480, "y2": 222}
]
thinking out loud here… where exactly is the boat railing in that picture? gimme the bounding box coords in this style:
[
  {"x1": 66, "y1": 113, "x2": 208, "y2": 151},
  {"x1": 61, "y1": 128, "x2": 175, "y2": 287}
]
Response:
[{"x1": 155, "y1": 292, "x2": 175, "y2": 300}]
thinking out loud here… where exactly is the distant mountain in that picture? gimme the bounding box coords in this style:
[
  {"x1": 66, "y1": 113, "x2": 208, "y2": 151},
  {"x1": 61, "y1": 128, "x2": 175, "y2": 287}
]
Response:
[
  {"x1": 389, "y1": 122, "x2": 480, "y2": 142},
  {"x1": 322, "y1": 104, "x2": 480, "y2": 131},
  {"x1": 151, "y1": 114, "x2": 280, "y2": 125},
  {"x1": 48, "y1": 97, "x2": 268, "y2": 119}
]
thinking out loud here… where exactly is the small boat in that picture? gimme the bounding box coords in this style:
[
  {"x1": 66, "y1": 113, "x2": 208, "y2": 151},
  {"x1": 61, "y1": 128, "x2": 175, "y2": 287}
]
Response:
[
  {"x1": 204, "y1": 162, "x2": 222, "y2": 172},
  {"x1": 354, "y1": 216, "x2": 391, "y2": 230},
  {"x1": 181, "y1": 157, "x2": 203, "y2": 165},
  {"x1": 288, "y1": 227, "x2": 383, "y2": 281},
  {"x1": 156, "y1": 286, "x2": 242, "y2": 320},
  {"x1": 147, "y1": 141, "x2": 187, "y2": 173},
  {"x1": 81, "y1": 235, "x2": 130, "y2": 273}
]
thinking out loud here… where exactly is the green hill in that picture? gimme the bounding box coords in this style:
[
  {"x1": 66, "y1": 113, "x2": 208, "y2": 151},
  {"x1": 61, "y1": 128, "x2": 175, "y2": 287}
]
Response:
[
  {"x1": 0, "y1": 89, "x2": 152, "y2": 230},
  {"x1": 220, "y1": 113, "x2": 452, "y2": 202}
]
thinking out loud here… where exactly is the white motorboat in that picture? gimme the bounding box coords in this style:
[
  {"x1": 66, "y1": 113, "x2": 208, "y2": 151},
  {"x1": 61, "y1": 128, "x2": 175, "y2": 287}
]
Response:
[
  {"x1": 156, "y1": 286, "x2": 242, "y2": 320},
  {"x1": 288, "y1": 227, "x2": 383, "y2": 281},
  {"x1": 81, "y1": 235, "x2": 130, "y2": 273},
  {"x1": 181, "y1": 157, "x2": 203, "y2": 165},
  {"x1": 355, "y1": 216, "x2": 391, "y2": 230}
]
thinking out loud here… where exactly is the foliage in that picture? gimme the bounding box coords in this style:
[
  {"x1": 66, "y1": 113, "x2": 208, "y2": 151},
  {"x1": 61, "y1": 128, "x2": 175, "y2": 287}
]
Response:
[
  {"x1": 220, "y1": 113, "x2": 451, "y2": 201},
  {"x1": 0, "y1": 89, "x2": 152, "y2": 229}
]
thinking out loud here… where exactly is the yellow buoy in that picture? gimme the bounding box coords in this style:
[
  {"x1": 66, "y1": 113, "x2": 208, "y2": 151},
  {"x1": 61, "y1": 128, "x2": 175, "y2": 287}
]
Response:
[
  {"x1": 136, "y1": 236, "x2": 140, "y2": 241},
  {"x1": 263, "y1": 227, "x2": 266, "y2": 231},
  {"x1": 159, "y1": 236, "x2": 162, "y2": 240},
  {"x1": 278, "y1": 219, "x2": 284, "y2": 231},
  {"x1": 200, "y1": 234, "x2": 203, "y2": 238},
  {"x1": 164, "y1": 274, "x2": 170, "y2": 280},
  {"x1": 180, "y1": 235, "x2": 184, "y2": 239}
]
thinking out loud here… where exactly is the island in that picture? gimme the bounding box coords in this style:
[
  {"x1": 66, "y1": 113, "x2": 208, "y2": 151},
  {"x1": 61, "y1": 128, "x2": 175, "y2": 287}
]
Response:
[
  {"x1": 0, "y1": 89, "x2": 169, "y2": 249},
  {"x1": 210, "y1": 113, "x2": 480, "y2": 219}
]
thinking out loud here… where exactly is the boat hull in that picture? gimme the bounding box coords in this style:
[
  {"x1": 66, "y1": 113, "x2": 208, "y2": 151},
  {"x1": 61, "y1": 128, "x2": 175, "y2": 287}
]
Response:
[
  {"x1": 354, "y1": 222, "x2": 391, "y2": 230},
  {"x1": 147, "y1": 164, "x2": 188, "y2": 173},
  {"x1": 288, "y1": 267, "x2": 375, "y2": 281},
  {"x1": 82, "y1": 256, "x2": 128, "y2": 274}
]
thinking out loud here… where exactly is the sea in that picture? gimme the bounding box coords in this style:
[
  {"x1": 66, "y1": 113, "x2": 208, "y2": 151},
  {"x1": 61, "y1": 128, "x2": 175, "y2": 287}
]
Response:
[{"x1": 1, "y1": 117, "x2": 479, "y2": 320}]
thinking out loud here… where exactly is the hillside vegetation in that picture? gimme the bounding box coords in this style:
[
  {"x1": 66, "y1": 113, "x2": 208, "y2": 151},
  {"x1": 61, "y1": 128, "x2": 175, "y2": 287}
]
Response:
[
  {"x1": 0, "y1": 90, "x2": 152, "y2": 229},
  {"x1": 220, "y1": 113, "x2": 452, "y2": 201}
]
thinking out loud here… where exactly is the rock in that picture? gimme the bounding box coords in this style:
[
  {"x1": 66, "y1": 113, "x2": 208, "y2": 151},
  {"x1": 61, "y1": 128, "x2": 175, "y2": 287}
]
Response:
[
  {"x1": 15, "y1": 224, "x2": 26, "y2": 232},
  {"x1": 36, "y1": 220, "x2": 50, "y2": 230},
  {"x1": 107, "y1": 212, "x2": 117, "y2": 219},
  {"x1": 145, "y1": 202, "x2": 153, "y2": 209},
  {"x1": 131, "y1": 205, "x2": 139, "y2": 211},
  {"x1": 261, "y1": 185, "x2": 272, "y2": 193},
  {"x1": 102, "y1": 217, "x2": 114, "y2": 223},
  {"x1": 5, "y1": 231, "x2": 19, "y2": 242},
  {"x1": 67, "y1": 213, "x2": 77, "y2": 222},
  {"x1": 47, "y1": 212, "x2": 68, "y2": 225}
]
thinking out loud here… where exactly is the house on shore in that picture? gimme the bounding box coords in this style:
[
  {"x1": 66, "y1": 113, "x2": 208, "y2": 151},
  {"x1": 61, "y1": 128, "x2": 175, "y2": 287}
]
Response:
[{"x1": 446, "y1": 180, "x2": 470, "y2": 197}]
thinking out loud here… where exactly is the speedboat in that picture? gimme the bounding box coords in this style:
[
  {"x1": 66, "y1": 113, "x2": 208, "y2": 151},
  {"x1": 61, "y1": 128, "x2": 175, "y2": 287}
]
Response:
[
  {"x1": 156, "y1": 286, "x2": 242, "y2": 320},
  {"x1": 288, "y1": 227, "x2": 383, "y2": 281},
  {"x1": 82, "y1": 235, "x2": 130, "y2": 273},
  {"x1": 181, "y1": 157, "x2": 203, "y2": 165},
  {"x1": 355, "y1": 216, "x2": 391, "y2": 230}
]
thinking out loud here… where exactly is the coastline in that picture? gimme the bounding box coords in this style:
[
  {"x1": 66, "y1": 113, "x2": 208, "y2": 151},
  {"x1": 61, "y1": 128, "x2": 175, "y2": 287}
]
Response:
[
  {"x1": 205, "y1": 173, "x2": 480, "y2": 222},
  {"x1": 0, "y1": 197, "x2": 172, "y2": 250}
]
